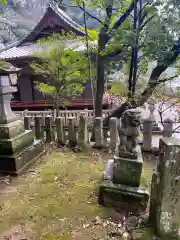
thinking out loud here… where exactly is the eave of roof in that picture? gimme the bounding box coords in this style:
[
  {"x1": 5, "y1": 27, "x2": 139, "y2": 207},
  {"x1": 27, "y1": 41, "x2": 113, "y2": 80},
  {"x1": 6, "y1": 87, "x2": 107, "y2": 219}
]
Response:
[
  {"x1": 16, "y1": 1, "x2": 85, "y2": 47},
  {"x1": 0, "y1": 40, "x2": 96, "y2": 61}
]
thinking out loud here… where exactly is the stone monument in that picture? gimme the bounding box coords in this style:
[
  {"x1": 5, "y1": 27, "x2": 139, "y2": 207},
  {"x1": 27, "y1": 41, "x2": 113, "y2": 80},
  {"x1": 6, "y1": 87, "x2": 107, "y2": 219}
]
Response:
[
  {"x1": 0, "y1": 65, "x2": 43, "y2": 174},
  {"x1": 99, "y1": 108, "x2": 149, "y2": 207}
]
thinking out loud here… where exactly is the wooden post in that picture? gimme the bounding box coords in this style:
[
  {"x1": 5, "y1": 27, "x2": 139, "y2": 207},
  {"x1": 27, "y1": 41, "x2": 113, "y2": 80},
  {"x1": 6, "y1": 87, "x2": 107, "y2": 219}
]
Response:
[
  {"x1": 93, "y1": 117, "x2": 104, "y2": 148},
  {"x1": 68, "y1": 117, "x2": 77, "y2": 148},
  {"x1": 78, "y1": 113, "x2": 88, "y2": 148},
  {"x1": 142, "y1": 118, "x2": 152, "y2": 151},
  {"x1": 163, "y1": 118, "x2": 173, "y2": 137},
  {"x1": 109, "y1": 117, "x2": 118, "y2": 153},
  {"x1": 45, "y1": 115, "x2": 53, "y2": 143},
  {"x1": 34, "y1": 116, "x2": 42, "y2": 139},
  {"x1": 55, "y1": 117, "x2": 65, "y2": 145},
  {"x1": 24, "y1": 116, "x2": 31, "y2": 130}
]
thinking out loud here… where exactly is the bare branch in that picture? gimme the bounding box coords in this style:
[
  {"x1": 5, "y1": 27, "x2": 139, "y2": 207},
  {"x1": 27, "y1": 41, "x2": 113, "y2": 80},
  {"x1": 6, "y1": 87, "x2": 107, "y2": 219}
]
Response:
[
  {"x1": 158, "y1": 109, "x2": 164, "y2": 127},
  {"x1": 77, "y1": 4, "x2": 104, "y2": 25},
  {"x1": 157, "y1": 74, "x2": 178, "y2": 84},
  {"x1": 172, "y1": 125, "x2": 180, "y2": 133}
]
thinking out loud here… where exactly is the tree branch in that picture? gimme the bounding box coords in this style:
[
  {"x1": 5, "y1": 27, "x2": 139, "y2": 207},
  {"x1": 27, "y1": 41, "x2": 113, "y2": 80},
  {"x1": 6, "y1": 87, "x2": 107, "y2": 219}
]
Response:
[
  {"x1": 77, "y1": 3, "x2": 104, "y2": 25},
  {"x1": 139, "y1": 39, "x2": 180, "y2": 105},
  {"x1": 157, "y1": 74, "x2": 178, "y2": 84},
  {"x1": 140, "y1": 15, "x2": 155, "y2": 31}
]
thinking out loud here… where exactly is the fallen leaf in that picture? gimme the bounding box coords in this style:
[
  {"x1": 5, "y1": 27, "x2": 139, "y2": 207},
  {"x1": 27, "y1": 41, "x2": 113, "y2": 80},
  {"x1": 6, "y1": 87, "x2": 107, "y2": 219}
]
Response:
[
  {"x1": 93, "y1": 216, "x2": 102, "y2": 225},
  {"x1": 83, "y1": 223, "x2": 90, "y2": 228},
  {"x1": 118, "y1": 223, "x2": 122, "y2": 228},
  {"x1": 122, "y1": 232, "x2": 129, "y2": 239}
]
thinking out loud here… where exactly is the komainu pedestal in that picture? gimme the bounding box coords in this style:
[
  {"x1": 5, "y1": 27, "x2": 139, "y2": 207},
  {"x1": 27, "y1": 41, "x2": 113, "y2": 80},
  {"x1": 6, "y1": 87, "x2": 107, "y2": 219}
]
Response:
[
  {"x1": 99, "y1": 109, "x2": 149, "y2": 209},
  {"x1": 113, "y1": 145, "x2": 143, "y2": 187}
]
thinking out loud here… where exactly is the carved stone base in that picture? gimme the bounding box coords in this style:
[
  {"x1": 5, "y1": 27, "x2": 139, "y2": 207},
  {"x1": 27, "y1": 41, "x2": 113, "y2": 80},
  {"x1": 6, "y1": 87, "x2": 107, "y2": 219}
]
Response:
[
  {"x1": 98, "y1": 180, "x2": 149, "y2": 210},
  {"x1": 113, "y1": 145, "x2": 143, "y2": 187},
  {"x1": 0, "y1": 140, "x2": 43, "y2": 174}
]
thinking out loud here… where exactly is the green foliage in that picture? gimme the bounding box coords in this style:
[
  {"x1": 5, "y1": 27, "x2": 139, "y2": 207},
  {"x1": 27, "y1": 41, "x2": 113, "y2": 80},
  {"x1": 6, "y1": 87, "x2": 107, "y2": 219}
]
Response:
[
  {"x1": 31, "y1": 32, "x2": 91, "y2": 107},
  {"x1": 108, "y1": 81, "x2": 128, "y2": 97},
  {"x1": 0, "y1": 0, "x2": 7, "y2": 3}
]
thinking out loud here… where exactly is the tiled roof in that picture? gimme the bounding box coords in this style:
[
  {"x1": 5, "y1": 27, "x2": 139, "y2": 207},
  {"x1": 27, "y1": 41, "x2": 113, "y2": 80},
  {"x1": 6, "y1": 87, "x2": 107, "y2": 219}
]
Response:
[
  {"x1": 0, "y1": 41, "x2": 89, "y2": 60},
  {"x1": 0, "y1": 44, "x2": 39, "y2": 60},
  {"x1": 17, "y1": 1, "x2": 85, "y2": 46},
  {"x1": 0, "y1": 1, "x2": 87, "y2": 60},
  {"x1": 50, "y1": 2, "x2": 85, "y2": 34}
]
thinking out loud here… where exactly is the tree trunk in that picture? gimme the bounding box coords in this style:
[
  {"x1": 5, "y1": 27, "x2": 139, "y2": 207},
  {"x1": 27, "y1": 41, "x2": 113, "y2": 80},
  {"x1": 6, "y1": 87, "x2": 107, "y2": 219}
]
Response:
[{"x1": 95, "y1": 33, "x2": 106, "y2": 117}]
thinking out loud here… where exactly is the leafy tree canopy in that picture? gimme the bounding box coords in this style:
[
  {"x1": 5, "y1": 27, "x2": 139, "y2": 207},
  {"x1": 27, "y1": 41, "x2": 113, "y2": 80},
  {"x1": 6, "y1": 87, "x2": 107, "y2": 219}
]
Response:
[{"x1": 31, "y1": 32, "x2": 92, "y2": 107}]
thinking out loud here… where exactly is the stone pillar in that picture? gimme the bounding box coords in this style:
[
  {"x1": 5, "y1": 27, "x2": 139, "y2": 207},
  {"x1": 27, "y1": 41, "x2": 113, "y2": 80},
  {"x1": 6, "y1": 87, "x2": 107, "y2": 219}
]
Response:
[
  {"x1": 93, "y1": 117, "x2": 104, "y2": 148},
  {"x1": 24, "y1": 116, "x2": 31, "y2": 130},
  {"x1": 55, "y1": 117, "x2": 65, "y2": 145},
  {"x1": 78, "y1": 113, "x2": 88, "y2": 148},
  {"x1": 68, "y1": 117, "x2": 77, "y2": 148},
  {"x1": 163, "y1": 118, "x2": 173, "y2": 137},
  {"x1": 143, "y1": 118, "x2": 153, "y2": 151},
  {"x1": 45, "y1": 115, "x2": 53, "y2": 143},
  {"x1": 34, "y1": 116, "x2": 42, "y2": 139},
  {"x1": 149, "y1": 103, "x2": 156, "y2": 121},
  {"x1": 148, "y1": 102, "x2": 161, "y2": 132},
  {"x1": 109, "y1": 117, "x2": 118, "y2": 153},
  {"x1": 149, "y1": 138, "x2": 180, "y2": 235}
]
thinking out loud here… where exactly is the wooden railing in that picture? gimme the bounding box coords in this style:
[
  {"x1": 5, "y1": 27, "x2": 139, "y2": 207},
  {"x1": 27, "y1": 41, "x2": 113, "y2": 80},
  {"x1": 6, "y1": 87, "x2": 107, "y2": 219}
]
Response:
[{"x1": 11, "y1": 99, "x2": 96, "y2": 108}]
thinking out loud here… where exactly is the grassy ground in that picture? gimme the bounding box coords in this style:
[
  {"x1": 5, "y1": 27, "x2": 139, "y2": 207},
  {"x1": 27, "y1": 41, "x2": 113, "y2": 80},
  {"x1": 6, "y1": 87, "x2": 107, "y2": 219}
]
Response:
[{"x1": 0, "y1": 149, "x2": 155, "y2": 240}]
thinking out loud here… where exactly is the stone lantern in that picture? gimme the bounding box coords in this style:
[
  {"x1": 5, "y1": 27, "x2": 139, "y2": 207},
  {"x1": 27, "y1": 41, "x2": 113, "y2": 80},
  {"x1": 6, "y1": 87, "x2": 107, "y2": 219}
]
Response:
[
  {"x1": 0, "y1": 64, "x2": 43, "y2": 174},
  {"x1": 0, "y1": 65, "x2": 20, "y2": 124}
]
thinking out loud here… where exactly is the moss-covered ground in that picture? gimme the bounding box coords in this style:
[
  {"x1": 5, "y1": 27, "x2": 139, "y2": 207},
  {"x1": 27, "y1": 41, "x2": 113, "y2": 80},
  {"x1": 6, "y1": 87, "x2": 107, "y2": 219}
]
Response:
[{"x1": 0, "y1": 149, "x2": 156, "y2": 239}]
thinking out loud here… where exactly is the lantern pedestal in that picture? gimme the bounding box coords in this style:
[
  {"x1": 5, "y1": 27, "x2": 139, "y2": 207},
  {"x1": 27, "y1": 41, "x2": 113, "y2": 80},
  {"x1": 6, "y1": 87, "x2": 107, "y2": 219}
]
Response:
[{"x1": 0, "y1": 85, "x2": 43, "y2": 174}]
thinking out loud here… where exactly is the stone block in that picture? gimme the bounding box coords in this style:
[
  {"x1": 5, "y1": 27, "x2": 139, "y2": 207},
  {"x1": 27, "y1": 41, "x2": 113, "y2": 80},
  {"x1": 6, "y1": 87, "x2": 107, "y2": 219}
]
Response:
[
  {"x1": 113, "y1": 146, "x2": 143, "y2": 187},
  {"x1": 0, "y1": 140, "x2": 43, "y2": 174},
  {"x1": 0, "y1": 130, "x2": 34, "y2": 155},
  {"x1": 98, "y1": 179, "x2": 149, "y2": 209},
  {"x1": 0, "y1": 120, "x2": 24, "y2": 139}
]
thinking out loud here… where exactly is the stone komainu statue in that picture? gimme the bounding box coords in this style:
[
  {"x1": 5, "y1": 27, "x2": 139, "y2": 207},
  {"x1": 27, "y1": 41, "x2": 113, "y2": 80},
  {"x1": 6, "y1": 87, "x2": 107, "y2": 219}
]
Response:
[{"x1": 119, "y1": 108, "x2": 141, "y2": 158}]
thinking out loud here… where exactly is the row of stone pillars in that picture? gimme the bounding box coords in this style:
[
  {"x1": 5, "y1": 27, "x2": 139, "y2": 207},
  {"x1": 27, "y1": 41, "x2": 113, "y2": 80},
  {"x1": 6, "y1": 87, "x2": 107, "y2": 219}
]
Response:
[
  {"x1": 23, "y1": 115, "x2": 119, "y2": 151},
  {"x1": 143, "y1": 118, "x2": 173, "y2": 151}
]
